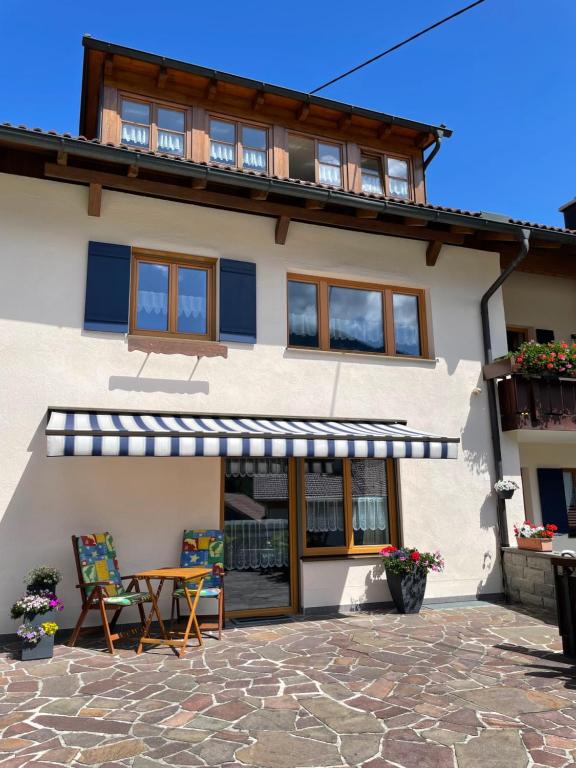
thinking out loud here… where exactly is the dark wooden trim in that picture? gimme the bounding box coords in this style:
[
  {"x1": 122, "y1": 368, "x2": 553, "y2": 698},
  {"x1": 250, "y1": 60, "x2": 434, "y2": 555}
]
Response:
[
  {"x1": 87, "y1": 183, "x2": 102, "y2": 217},
  {"x1": 497, "y1": 374, "x2": 576, "y2": 431},
  {"x1": 483, "y1": 357, "x2": 516, "y2": 380},
  {"x1": 275, "y1": 216, "x2": 290, "y2": 245},
  {"x1": 426, "y1": 240, "x2": 442, "y2": 267},
  {"x1": 127, "y1": 335, "x2": 228, "y2": 358}
]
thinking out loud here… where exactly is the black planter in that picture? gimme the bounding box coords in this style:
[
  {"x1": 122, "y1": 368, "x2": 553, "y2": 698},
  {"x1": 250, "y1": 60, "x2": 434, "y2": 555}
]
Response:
[
  {"x1": 19, "y1": 611, "x2": 56, "y2": 661},
  {"x1": 26, "y1": 584, "x2": 58, "y2": 596},
  {"x1": 496, "y1": 489, "x2": 515, "y2": 500},
  {"x1": 386, "y1": 569, "x2": 427, "y2": 614}
]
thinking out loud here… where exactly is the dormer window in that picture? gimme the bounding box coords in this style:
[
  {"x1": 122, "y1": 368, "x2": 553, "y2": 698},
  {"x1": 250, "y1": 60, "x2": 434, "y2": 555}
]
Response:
[
  {"x1": 387, "y1": 157, "x2": 410, "y2": 199},
  {"x1": 360, "y1": 156, "x2": 383, "y2": 195},
  {"x1": 120, "y1": 97, "x2": 185, "y2": 156},
  {"x1": 209, "y1": 118, "x2": 268, "y2": 171},
  {"x1": 360, "y1": 153, "x2": 411, "y2": 199},
  {"x1": 288, "y1": 134, "x2": 343, "y2": 187}
]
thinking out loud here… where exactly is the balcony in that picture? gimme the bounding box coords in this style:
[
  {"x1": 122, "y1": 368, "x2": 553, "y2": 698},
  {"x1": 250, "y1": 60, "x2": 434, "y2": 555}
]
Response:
[{"x1": 484, "y1": 359, "x2": 576, "y2": 431}]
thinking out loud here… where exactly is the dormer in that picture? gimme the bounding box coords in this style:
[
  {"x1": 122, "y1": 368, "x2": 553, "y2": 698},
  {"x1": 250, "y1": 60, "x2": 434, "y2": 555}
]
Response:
[{"x1": 80, "y1": 37, "x2": 451, "y2": 205}]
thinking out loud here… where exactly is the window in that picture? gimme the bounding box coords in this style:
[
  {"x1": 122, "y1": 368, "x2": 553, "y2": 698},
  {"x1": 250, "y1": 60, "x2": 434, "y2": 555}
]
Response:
[
  {"x1": 360, "y1": 153, "x2": 412, "y2": 199},
  {"x1": 288, "y1": 134, "x2": 343, "y2": 187},
  {"x1": 506, "y1": 325, "x2": 529, "y2": 353},
  {"x1": 303, "y1": 458, "x2": 397, "y2": 554},
  {"x1": 130, "y1": 250, "x2": 215, "y2": 339},
  {"x1": 287, "y1": 275, "x2": 427, "y2": 357},
  {"x1": 120, "y1": 98, "x2": 186, "y2": 157},
  {"x1": 209, "y1": 118, "x2": 268, "y2": 171}
]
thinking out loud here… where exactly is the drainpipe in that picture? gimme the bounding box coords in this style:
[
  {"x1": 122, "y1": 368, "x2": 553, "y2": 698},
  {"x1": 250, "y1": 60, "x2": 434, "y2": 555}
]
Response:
[
  {"x1": 480, "y1": 227, "x2": 530, "y2": 550},
  {"x1": 423, "y1": 130, "x2": 444, "y2": 171}
]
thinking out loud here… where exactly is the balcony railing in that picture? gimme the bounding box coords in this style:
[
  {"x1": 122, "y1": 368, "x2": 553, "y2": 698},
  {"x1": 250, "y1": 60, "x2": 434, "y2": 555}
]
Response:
[{"x1": 492, "y1": 372, "x2": 576, "y2": 431}]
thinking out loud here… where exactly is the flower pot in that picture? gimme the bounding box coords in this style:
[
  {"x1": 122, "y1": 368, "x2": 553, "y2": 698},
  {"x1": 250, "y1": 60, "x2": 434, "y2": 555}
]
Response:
[
  {"x1": 21, "y1": 634, "x2": 55, "y2": 661},
  {"x1": 386, "y1": 569, "x2": 428, "y2": 614},
  {"x1": 497, "y1": 489, "x2": 515, "y2": 500},
  {"x1": 516, "y1": 537, "x2": 553, "y2": 552}
]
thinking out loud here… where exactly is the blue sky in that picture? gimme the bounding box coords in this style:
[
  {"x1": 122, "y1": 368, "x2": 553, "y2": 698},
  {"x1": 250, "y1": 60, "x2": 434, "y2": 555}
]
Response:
[{"x1": 1, "y1": 0, "x2": 573, "y2": 225}]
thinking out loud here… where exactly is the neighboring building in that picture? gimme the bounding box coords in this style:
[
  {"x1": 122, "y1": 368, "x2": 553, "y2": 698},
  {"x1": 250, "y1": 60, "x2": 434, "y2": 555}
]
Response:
[{"x1": 1, "y1": 37, "x2": 575, "y2": 634}]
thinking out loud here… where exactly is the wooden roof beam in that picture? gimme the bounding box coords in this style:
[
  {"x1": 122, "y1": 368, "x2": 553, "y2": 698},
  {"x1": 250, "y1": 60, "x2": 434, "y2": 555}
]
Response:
[
  {"x1": 297, "y1": 103, "x2": 310, "y2": 122},
  {"x1": 305, "y1": 199, "x2": 325, "y2": 210},
  {"x1": 104, "y1": 54, "x2": 114, "y2": 78},
  {"x1": 338, "y1": 113, "x2": 353, "y2": 131},
  {"x1": 377, "y1": 124, "x2": 393, "y2": 140},
  {"x1": 87, "y1": 183, "x2": 102, "y2": 217},
  {"x1": 206, "y1": 78, "x2": 218, "y2": 100},
  {"x1": 56, "y1": 151, "x2": 68, "y2": 166},
  {"x1": 426, "y1": 240, "x2": 442, "y2": 267},
  {"x1": 252, "y1": 91, "x2": 265, "y2": 111},
  {"x1": 403, "y1": 217, "x2": 428, "y2": 227},
  {"x1": 450, "y1": 224, "x2": 475, "y2": 235},
  {"x1": 250, "y1": 189, "x2": 268, "y2": 200},
  {"x1": 356, "y1": 209, "x2": 379, "y2": 219},
  {"x1": 275, "y1": 216, "x2": 290, "y2": 245},
  {"x1": 157, "y1": 66, "x2": 168, "y2": 89},
  {"x1": 127, "y1": 164, "x2": 139, "y2": 178}
]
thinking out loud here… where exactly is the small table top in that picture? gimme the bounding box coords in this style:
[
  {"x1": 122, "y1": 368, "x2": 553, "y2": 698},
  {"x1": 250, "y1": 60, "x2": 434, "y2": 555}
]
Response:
[{"x1": 135, "y1": 567, "x2": 211, "y2": 581}]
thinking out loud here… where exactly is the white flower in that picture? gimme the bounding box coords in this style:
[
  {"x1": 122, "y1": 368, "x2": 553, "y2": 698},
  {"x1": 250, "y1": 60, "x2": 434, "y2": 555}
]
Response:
[{"x1": 494, "y1": 479, "x2": 519, "y2": 492}]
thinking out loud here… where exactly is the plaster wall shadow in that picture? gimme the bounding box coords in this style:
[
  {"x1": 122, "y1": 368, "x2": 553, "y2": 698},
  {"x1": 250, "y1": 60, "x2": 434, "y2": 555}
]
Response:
[{"x1": 109, "y1": 376, "x2": 209, "y2": 395}]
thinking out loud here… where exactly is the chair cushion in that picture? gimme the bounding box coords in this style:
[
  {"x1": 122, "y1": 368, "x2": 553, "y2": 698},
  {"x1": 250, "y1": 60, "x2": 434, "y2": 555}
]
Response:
[
  {"x1": 76, "y1": 533, "x2": 123, "y2": 596},
  {"x1": 173, "y1": 586, "x2": 221, "y2": 599},
  {"x1": 103, "y1": 591, "x2": 151, "y2": 606},
  {"x1": 180, "y1": 529, "x2": 224, "y2": 590}
]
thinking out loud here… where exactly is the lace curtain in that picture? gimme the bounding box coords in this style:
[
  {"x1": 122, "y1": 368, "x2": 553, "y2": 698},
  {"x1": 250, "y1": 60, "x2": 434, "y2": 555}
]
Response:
[
  {"x1": 389, "y1": 178, "x2": 409, "y2": 198},
  {"x1": 288, "y1": 311, "x2": 317, "y2": 337},
  {"x1": 243, "y1": 149, "x2": 266, "y2": 170},
  {"x1": 362, "y1": 174, "x2": 383, "y2": 195},
  {"x1": 330, "y1": 316, "x2": 383, "y2": 346},
  {"x1": 224, "y1": 520, "x2": 289, "y2": 569},
  {"x1": 306, "y1": 498, "x2": 388, "y2": 532},
  {"x1": 121, "y1": 124, "x2": 149, "y2": 147},
  {"x1": 157, "y1": 130, "x2": 183, "y2": 154},
  {"x1": 210, "y1": 142, "x2": 235, "y2": 163},
  {"x1": 319, "y1": 164, "x2": 341, "y2": 186}
]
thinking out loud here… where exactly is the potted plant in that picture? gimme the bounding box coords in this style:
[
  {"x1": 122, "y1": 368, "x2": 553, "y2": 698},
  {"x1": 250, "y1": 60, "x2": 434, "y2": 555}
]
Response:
[
  {"x1": 510, "y1": 340, "x2": 576, "y2": 378},
  {"x1": 514, "y1": 520, "x2": 557, "y2": 552},
  {"x1": 494, "y1": 479, "x2": 519, "y2": 500},
  {"x1": 11, "y1": 592, "x2": 63, "y2": 661},
  {"x1": 380, "y1": 546, "x2": 444, "y2": 614},
  {"x1": 26, "y1": 566, "x2": 61, "y2": 595}
]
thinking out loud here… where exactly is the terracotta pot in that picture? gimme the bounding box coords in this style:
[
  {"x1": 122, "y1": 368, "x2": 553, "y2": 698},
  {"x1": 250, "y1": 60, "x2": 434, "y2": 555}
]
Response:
[{"x1": 516, "y1": 537, "x2": 553, "y2": 552}]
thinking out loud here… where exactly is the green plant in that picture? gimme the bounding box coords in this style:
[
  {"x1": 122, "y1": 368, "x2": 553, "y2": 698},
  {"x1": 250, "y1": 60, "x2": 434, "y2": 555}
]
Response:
[
  {"x1": 26, "y1": 566, "x2": 61, "y2": 590},
  {"x1": 381, "y1": 546, "x2": 444, "y2": 575},
  {"x1": 17, "y1": 621, "x2": 58, "y2": 645},
  {"x1": 511, "y1": 340, "x2": 576, "y2": 377}
]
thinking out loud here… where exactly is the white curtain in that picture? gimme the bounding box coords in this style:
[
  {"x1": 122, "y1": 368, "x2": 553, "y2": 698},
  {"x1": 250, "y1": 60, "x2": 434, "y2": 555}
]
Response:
[
  {"x1": 289, "y1": 310, "x2": 317, "y2": 337},
  {"x1": 137, "y1": 290, "x2": 167, "y2": 315},
  {"x1": 362, "y1": 174, "x2": 383, "y2": 194},
  {"x1": 210, "y1": 142, "x2": 235, "y2": 163},
  {"x1": 329, "y1": 316, "x2": 383, "y2": 346},
  {"x1": 157, "y1": 130, "x2": 183, "y2": 154},
  {"x1": 243, "y1": 150, "x2": 266, "y2": 170},
  {"x1": 389, "y1": 178, "x2": 409, "y2": 198},
  {"x1": 395, "y1": 324, "x2": 419, "y2": 349},
  {"x1": 224, "y1": 520, "x2": 289, "y2": 569},
  {"x1": 319, "y1": 164, "x2": 341, "y2": 186},
  {"x1": 306, "y1": 500, "x2": 344, "y2": 532},
  {"x1": 352, "y1": 497, "x2": 388, "y2": 531},
  {"x1": 121, "y1": 124, "x2": 149, "y2": 147},
  {"x1": 306, "y1": 498, "x2": 387, "y2": 532},
  {"x1": 177, "y1": 295, "x2": 206, "y2": 319}
]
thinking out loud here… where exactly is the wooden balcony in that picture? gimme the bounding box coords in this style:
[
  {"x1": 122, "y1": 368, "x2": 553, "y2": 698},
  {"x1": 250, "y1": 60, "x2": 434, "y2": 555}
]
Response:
[{"x1": 495, "y1": 374, "x2": 576, "y2": 431}]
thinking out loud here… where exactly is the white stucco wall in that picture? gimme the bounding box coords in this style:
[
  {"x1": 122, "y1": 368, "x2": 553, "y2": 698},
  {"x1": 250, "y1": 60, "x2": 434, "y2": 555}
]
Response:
[
  {"x1": 501, "y1": 271, "x2": 576, "y2": 349},
  {"x1": 0, "y1": 173, "x2": 508, "y2": 633}
]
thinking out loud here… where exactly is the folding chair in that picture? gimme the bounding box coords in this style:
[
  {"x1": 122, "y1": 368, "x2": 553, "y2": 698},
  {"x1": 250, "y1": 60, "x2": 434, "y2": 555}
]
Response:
[{"x1": 69, "y1": 532, "x2": 151, "y2": 654}]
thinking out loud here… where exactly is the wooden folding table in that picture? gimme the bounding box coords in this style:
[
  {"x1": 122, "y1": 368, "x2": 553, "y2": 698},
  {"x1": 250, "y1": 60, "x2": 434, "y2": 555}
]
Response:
[{"x1": 135, "y1": 566, "x2": 210, "y2": 658}]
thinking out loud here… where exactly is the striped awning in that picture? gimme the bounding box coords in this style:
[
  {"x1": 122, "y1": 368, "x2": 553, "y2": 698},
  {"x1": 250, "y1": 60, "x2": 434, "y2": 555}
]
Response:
[{"x1": 46, "y1": 409, "x2": 459, "y2": 459}]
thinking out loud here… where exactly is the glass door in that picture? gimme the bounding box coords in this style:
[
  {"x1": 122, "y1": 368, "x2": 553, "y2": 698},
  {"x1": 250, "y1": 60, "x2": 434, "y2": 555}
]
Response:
[{"x1": 222, "y1": 458, "x2": 297, "y2": 616}]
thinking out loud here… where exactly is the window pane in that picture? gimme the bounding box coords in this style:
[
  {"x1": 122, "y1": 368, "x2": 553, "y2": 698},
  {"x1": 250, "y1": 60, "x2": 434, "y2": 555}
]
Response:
[
  {"x1": 157, "y1": 107, "x2": 184, "y2": 132},
  {"x1": 361, "y1": 156, "x2": 380, "y2": 174},
  {"x1": 210, "y1": 141, "x2": 235, "y2": 164},
  {"x1": 319, "y1": 163, "x2": 342, "y2": 186},
  {"x1": 393, "y1": 293, "x2": 421, "y2": 356},
  {"x1": 352, "y1": 460, "x2": 390, "y2": 546},
  {"x1": 305, "y1": 460, "x2": 346, "y2": 548},
  {"x1": 243, "y1": 149, "x2": 267, "y2": 170},
  {"x1": 329, "y1": 286, "x2": 384, "y2": 353},
  {"x1": 288, "y1": 134, "x2": 315, "y2": 182},
  {"x1": 177, "y1": 267, "x2": 207, "y2": 334},
  {"x1": 389, "y1": 178, "x2": 409, "y2": 199},
  {"x1": 157, "y1": 130, "x2": 184, "y2": 155},
  {"x1": 388, "y1": 157, "x2": 408, "y2": 179},
  {"x1": 210, "y1": 119, "x2": 235, "y2": 143},
  {"x1": 136, "y1": 262, "x2": 168, "y2": 331},
  {"x1": 288, "y1": 281, "x2": 318, "y2": 347},
  {"x1": 242, "y1": 126, "x2": 267, "y2": 150},
  {"x1": 318, "y1": 143, "x2": 340, "y2": 166},
  {"x1": 121, "y1": 124, "x2": 149, "y2": 148},
  {"x1": 121, "y1": 100, "x2": 150, "y2": 124},
  {"x1": 361, "y1": 171, "x2": 383, "y2": 195}
]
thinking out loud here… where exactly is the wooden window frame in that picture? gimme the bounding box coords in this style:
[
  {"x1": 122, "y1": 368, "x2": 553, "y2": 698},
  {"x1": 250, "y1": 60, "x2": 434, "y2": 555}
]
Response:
[
  {"x1": 208, "y1": 113, "x2": 271, "y2": 173},
  {"x1": 118, "y1": 93, "x2": 189, "y2": 157},
  {"x1": 129, "y1": 248, "x2": 216, "y2": 340},
  {"x1": 301, "y1": 458, "x2": 399, "y2": 556},
  {"x1": 359, "y1": 150, "x2": 414, "y2": 201},
  {"x1": 287, "y1": 273, "x2": 429, "y2": 359},
  {"x1": 288, "y1": 131, "x2": 346, "y2": 188}
]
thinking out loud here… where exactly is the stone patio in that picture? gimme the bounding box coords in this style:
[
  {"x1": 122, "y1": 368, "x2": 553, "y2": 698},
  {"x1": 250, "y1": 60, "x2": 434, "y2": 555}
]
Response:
[{"x1": 1, "y1": 603, "x2": 575, "y2": 767}]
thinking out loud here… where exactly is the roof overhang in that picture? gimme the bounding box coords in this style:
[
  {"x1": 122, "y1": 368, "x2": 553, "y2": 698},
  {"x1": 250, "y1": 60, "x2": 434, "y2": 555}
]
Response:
[
  {"x1": 1, "y1": 124, "x2": 576, "y2": 278},
  {"x1": 79, "y1": 36, "x2": 451, "y2": 147}
]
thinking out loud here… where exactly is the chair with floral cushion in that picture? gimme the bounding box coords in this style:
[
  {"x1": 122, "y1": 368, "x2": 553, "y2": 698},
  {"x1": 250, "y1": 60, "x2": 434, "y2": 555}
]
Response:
[
  {"x1": 69, "y1": 533, "x2": 152, "y2": 654},
  {"x1": 171, "y1": 529, "x2": 224, "y2": 640}
]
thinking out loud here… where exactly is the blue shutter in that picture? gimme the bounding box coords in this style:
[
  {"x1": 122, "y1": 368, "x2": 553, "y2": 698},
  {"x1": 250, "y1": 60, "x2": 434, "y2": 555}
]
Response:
[
  {"x1": 537, "y1": 468, "x2": 569, "y2": 533},
  {"x1": 84, "y1": 242, "x2": 131, "y2": 333},
  {"x1": 219, "y1": 259, "x2": 256, "y2": 343},
  {"x1": 536, "y1": 329, "x2": 554, "y2": 343}
]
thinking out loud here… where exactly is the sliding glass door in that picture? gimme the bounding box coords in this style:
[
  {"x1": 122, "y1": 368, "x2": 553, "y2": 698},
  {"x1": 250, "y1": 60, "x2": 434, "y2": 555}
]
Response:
[{"x1": 222, "y1": 458, "x2": 297, "y2": 616}]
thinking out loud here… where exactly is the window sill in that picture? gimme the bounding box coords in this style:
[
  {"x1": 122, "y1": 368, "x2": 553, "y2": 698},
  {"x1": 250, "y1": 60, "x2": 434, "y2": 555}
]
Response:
[
  {"x1": 284, "y1": 347, "x2": 437, "y2": 364},
  {"x1": 301, "y1": 553, "x2": 384, "y2": 562},
  {"x1": 128, "y1": 335, "x2": 228, "y2": 359}
]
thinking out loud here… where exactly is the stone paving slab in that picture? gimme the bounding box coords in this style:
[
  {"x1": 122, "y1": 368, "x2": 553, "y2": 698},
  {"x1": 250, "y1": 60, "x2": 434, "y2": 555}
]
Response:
[{"x1": 0, "y1": 604, "x2": 575, "y2": 767}]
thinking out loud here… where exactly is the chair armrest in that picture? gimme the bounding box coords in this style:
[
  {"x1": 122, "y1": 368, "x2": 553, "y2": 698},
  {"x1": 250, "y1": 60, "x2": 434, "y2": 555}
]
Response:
[
  {"x1": 120, "y1": 574, "x2": 140, "y2": 580},
  {"x1": 76, "y1": 580, "x2": 116, "y2": 588}
]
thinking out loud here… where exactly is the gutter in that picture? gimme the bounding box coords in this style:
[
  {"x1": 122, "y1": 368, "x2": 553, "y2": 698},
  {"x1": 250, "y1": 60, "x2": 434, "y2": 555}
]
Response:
[
  {"x1": 480, "y1": 228, "x2": 530, "y2": 550},
  {"x1": 423, "y1": 131, "x2": 443, "y2": 171}
]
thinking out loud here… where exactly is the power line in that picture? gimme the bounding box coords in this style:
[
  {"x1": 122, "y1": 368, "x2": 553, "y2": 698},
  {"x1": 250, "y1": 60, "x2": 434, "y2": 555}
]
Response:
[{"x1": 310, "y1": 0, "x2": 487, "y2": 95}]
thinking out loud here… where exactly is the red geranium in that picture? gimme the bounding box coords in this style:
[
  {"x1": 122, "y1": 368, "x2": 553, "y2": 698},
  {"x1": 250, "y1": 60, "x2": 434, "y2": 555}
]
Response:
[{"x1": 410, "y1": 551, "x2": 421, "y2": 561}]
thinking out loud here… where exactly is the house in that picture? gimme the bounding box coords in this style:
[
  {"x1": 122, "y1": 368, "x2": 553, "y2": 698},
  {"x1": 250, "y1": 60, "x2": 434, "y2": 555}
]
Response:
[{"x1": 1, "y1": 36, "x2": 575, "y2": 634}]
